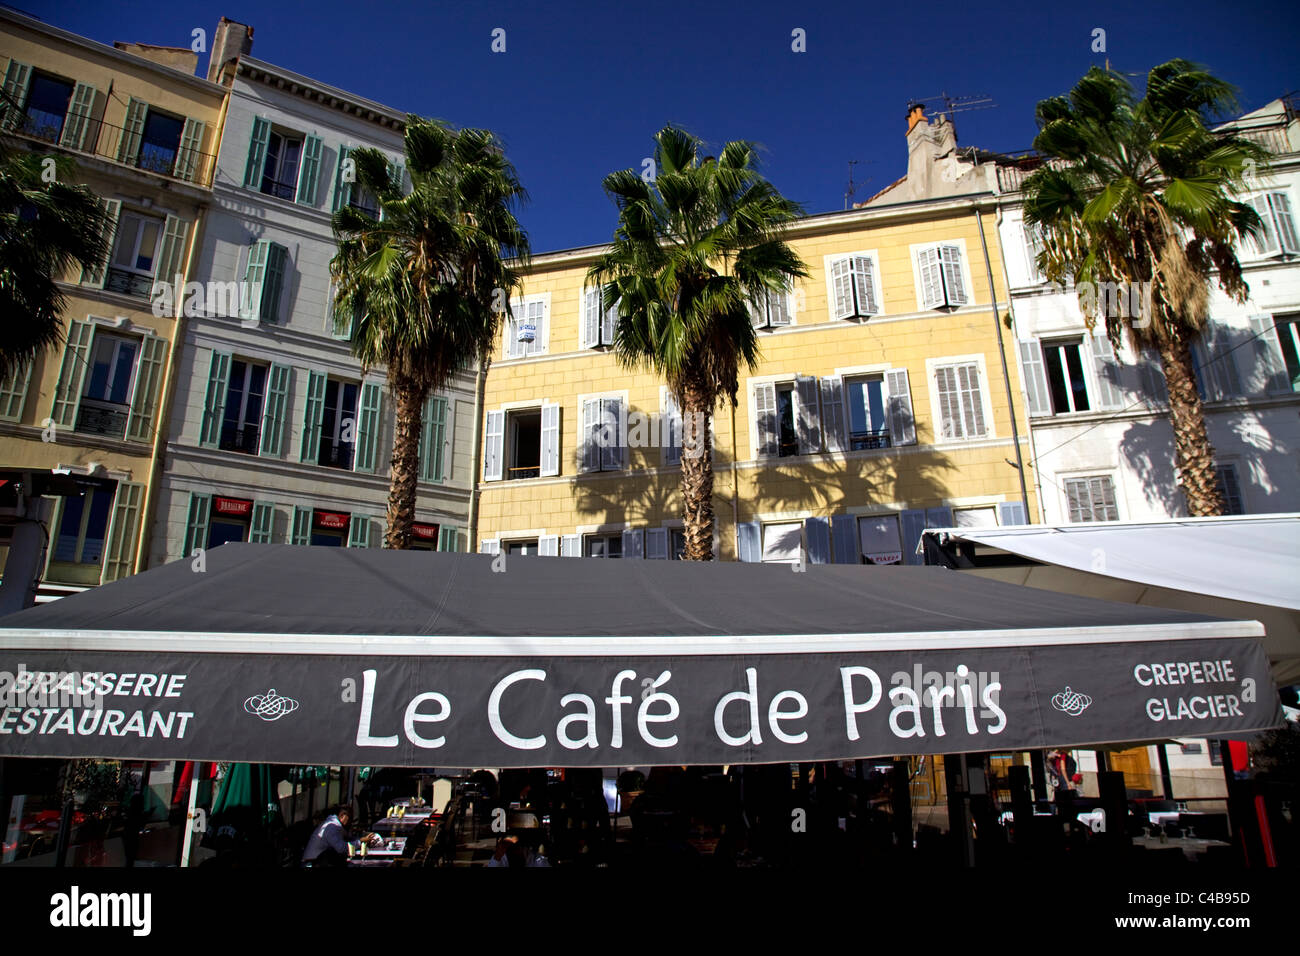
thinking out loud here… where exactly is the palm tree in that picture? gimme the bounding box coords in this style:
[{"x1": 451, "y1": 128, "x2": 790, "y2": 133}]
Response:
[
  {"x1": 330, "y1": 118, "x2": 529, "y2": 549},
  {"x1": 590, "y1": 127, "x2": 807, "y2": 559},
  {"x1": 1022, "y1": 60, "x2": 1270, "y2": 516},
  {"x1": 0, "y1": 145, "x2": 114, "y2": 381}
]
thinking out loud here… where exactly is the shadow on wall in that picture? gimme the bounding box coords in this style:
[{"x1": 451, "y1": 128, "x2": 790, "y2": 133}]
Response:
[{"x1": 748, "y1": 447, "x2": 955, "y2": 517}]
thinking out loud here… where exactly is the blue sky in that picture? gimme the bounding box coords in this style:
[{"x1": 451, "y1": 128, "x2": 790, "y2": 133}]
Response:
[{"x1": 20, "y1": 0, "x2": 1299, "y2": 252}]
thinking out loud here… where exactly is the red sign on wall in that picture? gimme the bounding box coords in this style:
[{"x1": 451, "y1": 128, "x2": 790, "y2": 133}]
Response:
[
  {"x1": 314, "y1": 510, "x2": 349, "y2": 530},
  {"x1": 213, "y1": 496, "x2": 253, "y2": 517},
  {"x1": 412, "y1": 522, "x2": 439, "y2": 541}
]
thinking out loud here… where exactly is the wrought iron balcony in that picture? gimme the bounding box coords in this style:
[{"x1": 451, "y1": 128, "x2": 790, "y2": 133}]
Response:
[
  {"x1": 318, "y1": 437, "x2": 355, "y2": 471},
  {"x1": 104, "y1": 267, "x2": 155, "y2": 299},
  {"x1": 75, "y1": 400, "x2": 128, "y2": 439},
  {"x1": 219, "y1": 426, "x2": 261, "y2": 455},
  {"x1": 849, "y1": 429, "x2": 892, "y2": 451}
]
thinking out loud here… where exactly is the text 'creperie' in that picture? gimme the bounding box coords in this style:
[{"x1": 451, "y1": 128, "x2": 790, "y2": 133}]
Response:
[{"x1": 1133, "y1": 658, "x2": 1249, "y2": 722}]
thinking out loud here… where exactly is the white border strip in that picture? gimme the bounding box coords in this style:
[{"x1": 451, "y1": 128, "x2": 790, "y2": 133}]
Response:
[{"x1": 0, "y1": 620, "x2": 1265, "y2": 657}]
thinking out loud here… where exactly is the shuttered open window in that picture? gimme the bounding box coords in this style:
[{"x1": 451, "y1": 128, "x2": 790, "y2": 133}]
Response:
[
  {"x1": 353, "y1": 381, "x2": 383, "y2": 474},
  {"x1": 1246, "y1": 192, "x2": 1299, "y2": 257},
  {"x1": 60, "y1": 81, "x2": 98, "y2": 152},
  {"x1": 505, "y1": 300, "x2": 546, "y2": 358},
  {"x1": 1, "y1": 59, "x2": 32, "y2": 131},
  {"x1": 828, "y1": 256, "x2": 878, "y2": 320},
  {"x1": 296, "y1": 134, "x2": 323, "y2": 205},
  {"x1": 884, "y1": 368, "x2": 917, "y2": 446},
  {"x1": 259, "y1": 363, "x2": 291, "y2": 457},
  {"x1": 420, "y1": 394, "x2": 448, "y2": 482},
  {"x1": 483, "y1": 410, "x2": 505, "y2": 481},
  {"x1": 101, "y1": 481, "x2": 144, "y2": 583},
  {"x1": 917, "y1": 244, "x2": 968, "y2": 309},
  {"x1": 661, "y1": 387, "x2": 683, "y2": 466},
  {"x1": 749, "y1": 289, "x2": 795, "y2": 329},
  {"x1": 239, "y1": 241, "x2": 289, "y2": 324},
  {"x1": 581, "y1": 287, "x2": 618, "y2": 348},
  {"x1": 125, "y1": 334, "x2": 167, "y2": 442},
  {"x1": 580, "y1": 397, "x2": 623, "y2": 472}
]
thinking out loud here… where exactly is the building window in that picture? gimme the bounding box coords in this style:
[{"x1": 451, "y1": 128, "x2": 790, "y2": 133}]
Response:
[
  {"x1": 261, "y1": 129, "x2": 304, "y2": 201},
  {"x1": 828, "y1": 255, "x2": 879, "y2": 320},
  {"x1": 48, "y1": 480, "x2": 114, "y2": 585},
  {"x1": 318, "y1": 379, "x2": 359, "y2": 470},
  {"x1": 136, "y1": 109, "x2": 184, "y2": 176},
  {"x1": 775, "y1": 384, "x2": 798, "y2": 457},
  {"x1": 580, "y1": 397, "x2": 626, "y2": 473},
  {"x1": 220, "y1": 360, "x2": 267, "y2": 455},
  {"x1": 505, "y1": 539, "x2": 539, "y2": 555},
  {"x1": 107, "y1": 211, "x2": 164, "y2": 298},
  {"x1": 669, "y1": 528, "x2": 686, "y2": 560},
  {"x1": 917, "y1": 244, "x2": 968, "y2": 310},
  {"x1": 505, "y1": 299, "x2": 546, "y2": 358},
  {"x1": 1064, "y1": 475, "x2": 1120, "y2": 523},
  {"x1": 508, "y1": 409, "x2": 542, "y2": 480},
  {"x1": 19, "y1": 71, "x2": 73, "y2": 142},
  {"x1": 843, "y1": 375, "x2": 890, "y2": 450},
  {"x1": 1216, "y1": 464, "x2": 1245, "y2": 515},
  {"x1": 1274, "y1": 314, "x2": 1300, "y2": 391},
  {"x1": 749, "y1": 289, "x2": 794, "y2": 329},
  {"x1": 1042, "y1": 339, "x2": 1091, "y2": 414},
  {"x1": 858, "y1": 514, "x2": 903, "y2": 565},
  {"x1": 582, "y1": 287, "x2": 619, "y2": 348},
  {"x1": 953, "y1": 506, "x2": 998, "y2": 528},
  {"x1": 761, "y1": 521, "x2": 803, "y2": 564},
  {"x1": 1023, "y1": 222, "x2": 1046, "y2": 283},
  {"x1": 76, "y1": 333, "x2": 138, "y2": 439},
  {"x1": 933, "y1": 362, "x2": 987, "y2": 440},
  {"x1": 1246, "y1": 192, "x2": 1299, "y2": 257},
  {"x1": 585, "y1": 533, "x2": 623, "y2": 558}
]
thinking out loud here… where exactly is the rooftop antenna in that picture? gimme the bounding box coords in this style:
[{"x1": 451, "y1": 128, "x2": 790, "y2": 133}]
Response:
[
  {"x1": 843, "y1": 159, "x2": 867, "y2": 209},
  {"x1": 908, "y1": 91, "x2": 998, "y2": 120}
]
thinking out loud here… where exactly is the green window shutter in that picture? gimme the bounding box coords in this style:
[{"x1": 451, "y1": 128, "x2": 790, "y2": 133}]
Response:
[
  {"x1": 332, "y1": 145, "x2": 353, "y2": 212},
  {"x1": 259, "y1": 363, "x2": 291, "y2": 457},
  {"x1": 59, "y1": 82, "x2": 97, "y2": 151},
  {"x1": 347, "y1": 514, "x2": 372, "y2": 548},
  {"x1": 155, "y1": 215, "x2": 192, "y2": 290},
  {"x1": 250, "y1": 501, "x2": 275, "y2": 543},
  {"x1": 389, "y1": 162, "x2": 405, "y2": 193},
  {"x1": 116, "y1": 97, "x2": 148, "y2": 165},
  {"x1": 260, "y1": 242, "x2": 288, "y2": 322},
  {"x1": 79, "y1": 199, "x2": 121, "y2": 287},
  {"x1": 199, "y1": 350, "x2": 232, "y2": 447},
  {"x1": 0, "y1": 363, "x2": 33, "y2": 422},
  {"x1": 125, "y1": 334, "x2": 168, "y2": 442},
  {"x1": 183, "y1": 491, "x2": 212, "y2": 556},
  {"x1": 51, "y1": 319, "x2": 94, "y2": 428},
  {"x1": 239, "y1": 241, "x2": 270, "y2": 321},
  {"x1": 291, "y1": 505, "x2": 312, "y2": 545},
  {"x1": 243, "y1": 116, "x2": 270, "y2": 188},
  {"x1": 353, "y1": 381, "x2": 383, "y2": 473},
  {"x1": 101, "y1": 481, "x2": 145, "y2": 583},
  {"x1": 296, "y1": 134, "x2": 323, "y2": 205},
  {"x1": 175, "y1": 117, "x2": 206, "y2": 183},
  {"x1": 438, "y1": 526, "x2": 460, "y2": 552},
  {"x1": 299, "y1": 370, "x2": 326, "y2": 462},
  {"x1": 420, "y1": 395, "x2": 447, "y2": 482},
  {"x1": 1, "y1": 60, "x2": 32, "y2": 130}
]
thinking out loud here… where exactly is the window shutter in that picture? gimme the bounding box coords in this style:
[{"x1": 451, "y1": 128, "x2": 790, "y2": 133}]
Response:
[
  {"x1": 125, "y1": 334, "x2": 167, "y2": 442},
  {"x1": 50, "y1": 319, "x2": 94, "y2": 427},
  {"x1": 925, "y1": 506, "x2": 954, "y2": 529},
  {"x1": 939, "y1": 244, "x2": 967, "y2": 305},
  {"x1": 830, "y1": 514, "x2": 857, "y2": 564},
  {"x1": 299, "y1": 370, "x2": 327, "y2": 462},
  {"x1": 347, "y1": 515, "x2": 372, "y2": 548},
  {"x1": 1196, "y1": 322, "x2": 1242, "y2": 400},
  {"x1": 794, "y1": 374, "x2": 821, "y2": 454},
  {"x1": 1269, "y1": 192, "x2": 1299, "y2": 254},
  {"x1": 748, "y1": 293, "x2": 767, "y2": 329},
  {"x1": 199, "y1": 350, "x2": 231, "y2": 447},
  {"x1": 260, "y1": 243, "x2": 288, "y2": 323},
  {"x1": 291, "y1": 505, "x2": 311, "y2": 545},
  {"x1": 483, "y1": 409, "x2": 505, "y2": 480},
  {"x1": 884, "y1": 368, "x2": 917, "y2": 446},
  {"x1": 1023, "y1": 223, "x2": 1045, "y2": 282},
  {"x1": 79, "y1": 199, "x2": 120, "y2": 287},
  {"x1": 581, "y1": 288, "x2": 599, "y2": 348},
  {"x1": 354, "y1": 381, "x2": 383, "y2": 473},
  {"x1": 259, "y1": 363, "x2": 291, "y2": 457},
  {"x1": 805, "y1": 516, "x2": 831, "y2": 564},
  {"x1": 332, "y1": 145, "x2": 354, "y2": 211},
  {"x1": 560, "y1": 534, "x2": 580, "y2": 557},
  {"x1": 101, "y1": 481, "x2": 145, "y2": 583},
  {"x1": 918, "y1": 248, "x2": 944, "y2": 310},
  {"x1": 769, "y1": 290, "x2": 794, "y2": 327},
  {"x1": 389, "y1": 162, "x2": 405, "y2": 194},
  {"x1": 250, "y1": 501, "x2": 275, "y2": 543},
  {"x1": 538, "y1": 534, "x2": 559, "y2": 557},
  {"x1": 243, "y1": 116, "x2": 271, "y2": 189},
  {"x1": 0, "y1": 59, "x2": 32, "y2": 130},
  {"x1": 1086, "y1": 333, "x2": 1124, "y2": 411},
  {"x1": 183, "y1": 492, "x2": 212, "y2": 556},
  {"x1": 900, "y1": 510, "x2": 928, "y2": 566},
  {"x1": 60, "y1": 82, "x2": 98, "y2": 151},
  {"x1": 540, "y1": 401, "x2": 561, "y2": 477},
  {"x1": 438, "y1": 526, "x2": 459, "y2": 552},
  {"x1": 830, "y1": 258, "x2": 854, "y2": 320},
  {"x1": 852, "y1": 257, "x2": 878, "y2": 315},
  {"x1": 155, "y1": 215, "x2": 192, "y2": 290},
  {"x1": 997, "y1": 501, "x2": 1028, "y2": 526},
  {"x1": 116, "y1": 97, "x2": 148, "y2": 165},
  {"x1": 580, "y1": 398, "x2": 600, "y2": 473},
  {"x1": 421, "y1": 395, "x2": 448, "y2": 482},
  {"x1": 175, "y1": 118, "x2": 206, "y2": 183},
  {"x1": 754, "y1": 382, "x2": 779, "y2": 456},
  {"x1": 1018, "y1": 341, "x2": 1051, "y2": 417},
  {"x1": 504, "y1": 311, "x2": 521, "y2": 359},
  {"x1": 533, "y1": 300, "x2": 548, "y2": 355},
  {"x1": 240, "y1": 241, "x2": 270, "y2": 322},
  {"x1": 1247, "y1": 314, "x2": 1290, "y2": 394},
  {"x1": 599, "y1": 398, "x2": 624, "y2": 471},
  {"x1": 662, "y1": 388, "x2": 682, "y2": 466},
  {"x1": 1137, "y1": 347, "x2": 1169, "y2": 408},
  {"x1": 0, "y1": 363, "x2": 32, "y2": 422},
  {"x1": 480, "y1": 539, "x2": 500, "y2": 555},
  {"x1": 818, "y1": 376, "x2": 845, "y2": 453},
  {"x1": 601, "y1": 295, "x2": 618, "y2": 345},
  {"x1": 296, "y1": 134, "x2": 323, "y2": 205},
  {"x1": 736, "y1": 521, "x2": 761, "y2": 563},
  {"x1": 645, "y1": 527, "x2": 668, "y2": 559}
]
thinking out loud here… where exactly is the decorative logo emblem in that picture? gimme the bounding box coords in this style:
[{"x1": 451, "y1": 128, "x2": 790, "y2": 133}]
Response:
[
  {"x1": 1052, "y1": 686, "x2": 1093, "y2": 717},
  {"x1": 244, "y1": 688, "x2": 300, "y2": 721}
]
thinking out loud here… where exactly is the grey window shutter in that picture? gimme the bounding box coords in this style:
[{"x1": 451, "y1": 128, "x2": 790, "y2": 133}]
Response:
[
  {"x1": 918, "y1": 248, "x2": 944, "y2": 310},
  {"x1": 125, "y1": 334, "x2": 168, "y2": 442},
  {"x1": 1247, "y1": 314, "x2": 1290, "y2": 394},
  {"x1": 1205, "y1": 322, "x2": 1243, "y2": 399},
  {"x1": 622, "y1": 528, "x2": 644, "y2": 558},
  {"x1": 601, "y1": 398, "x2": 624, "y2": 471},
  {"x1": 52, "y1": 316, "x2": 96, "y2": 424},
  {"x1": 60, "y1": 82, "x2": 98, "y2": 151},
  {"x1": 291, "y1": 505, "x2": 312, "y2": 545},
  {"x1": 1270, "y1": 192, "x2": 1300, "y2": 253},
  {"x1": 645, "y1": 527, "x2": 668, "y2": 559},
  {"x1": 560, "y1": 534, "x2": 580, "y2": 557},
  {"x1": 1137, "y1": 347, "x2": 1168, "y2": 408},
  {"x1": 483, "y1": 410, "x2": 505, "y2": 481},
  {"x1": 736, "y1": 521, "x2": 761, "y2": 563},
  {"x1": 1018, "y1": 341, "x2": 1051, "y2": 417},
  {"x1": 852, "y1": 258, "x2": 878, "y2": 315},
  {"x1": 175, "y1": 118, "x2": 206, "y2": 183},
  {"x1": 925, "y1": 506, "x2": 954, "y2": 528},
  {"x1": 884, "y1": 368, "x2": 917, "y2": 446},
  {"x1": 900, "y1": 510, "x2": 928, "y2": 566},
  {"x1": 102, "y1": 481, "x2": 145, "y2": 583},
  {"x1": 580, "y1": 399, "x2": 600, "y2": 473},
  {"x1": 116, "y1": 97, "x2": 148, "y2": 165},
  {"x1": 155, "y1": 216, "x2": 192, "y2": 291},
  {"x1": 250, "y1": 501, "x2": 275, "y2": 543},
  {"x1": 997, "y1": 501, "x2": 1028, "y2": 526},
  {"x1": 260, "y1": 363, "x2": 291, "y2": 457},
  {"x1": 939, "y1": 244, "x2": 967, "y2": 305},
  {"x1": 819, "y1": 376, "x2": 845, "y2": 453},
  {"x1": 795, "y1": 375, "x2": 821, "y2": 454},
  {"x1": 1, "y1": 59, "x2": 32, "y2": 130},
  {"x1": 540, "y1": 401, "x2": 561, "y2": 477},
  {"x1": 662, "y1": 389, "x2": 682, "y2": 466},
  {"x1": 1086, "y1": 333, "x2": 1124, "y2": 411},
  {"x1": 805, "y1": 516, "x2": 831, "y2": 564},
  {"x1": 538, "y1": 534, "x2": 559, "y2": 556},
  {"x1": 754, "y1": 383, "x2": 779, "y2": 456},
  {"x1": 768, "y1": 290, "x2": 794, "y2": 327},
  {"x1": 183, "y1": 492, "x2": 212, "y2": 556},
  {"x1": 831, "y1": 514, "x2": 858, "y2": 564}
]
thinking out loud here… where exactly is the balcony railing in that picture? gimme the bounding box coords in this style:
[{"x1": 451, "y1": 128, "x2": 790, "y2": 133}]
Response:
[
  {"x1": 318, "y1": 438, "x2": 355, "y2": 471},
  {"x1": 105, "y1": 267, "x2": 155, "y2": 299},
  {"x1": 75, "y1": 400, "x2": 128, "y2": 439},
  {"x1": 219, "y1": 427, "x2": 261, "y2": 455},
  {"x1": 849, "y1": 429, "x2": 892, "y2": 451},
  {"x1": 508, "y1": 464, "x2": 540, "y2": 480}
]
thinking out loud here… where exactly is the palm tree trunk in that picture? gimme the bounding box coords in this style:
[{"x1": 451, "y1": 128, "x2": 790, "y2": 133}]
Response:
[
  {"x1": 1156, "y1": 329, "x2": 1224, "y2": 516},
  {"x1": 385, "y1": 376, "x2": 424, "y2": 549},
  {"x1": 680, "y1": 380, "x2": 715, "y2": 560}
]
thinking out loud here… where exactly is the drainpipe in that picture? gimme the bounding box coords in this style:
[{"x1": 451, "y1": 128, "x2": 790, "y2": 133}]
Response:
[
  {"x1": 466, "y1": 359, "x2": 488, "y2": 551},
  {"x1": 730, "y1": 403, "x2": 739, "y2": 560}
]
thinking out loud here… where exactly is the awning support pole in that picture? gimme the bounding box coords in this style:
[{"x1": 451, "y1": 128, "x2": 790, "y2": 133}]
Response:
[
  {"x1": 1157, "y1": 744, "x2": 1174, "y2": 801},
  {"x1": 179, "y1": 761, "x2": 204, "y2": 868},
  {"x1": 1029, "y1": 751, "x2": 1049, "y2": 803},
  {"x1": 944, "y1": 755, "x2": 975, "y2": 867}
]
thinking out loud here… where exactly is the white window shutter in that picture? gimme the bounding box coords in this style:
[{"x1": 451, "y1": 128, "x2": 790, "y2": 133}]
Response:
[
  {"x1": 935, "y1": 366, "x2": 961, "y2": 439},
  {"x1": 582, "y1": 288, "x2": 599, "y2": 349},
  {"x1": 754, "y1": 382, "x2": 779, "y2": 456},
  {"x1": 939, "y1": 244, "x2": 967, "y2": 305},
  {"x1": 884, "y1": 368, "x2": 916, "y2": 446},
  {"x1": 1247, "y1": 195, "x2": 1280, "y2": 256},
  {"x1": 483, "y1": 410, "x2": 505, "y2": 481},
  {"x1": 580, "y1": 398, "x2": 600, "y2": 473},
  {"x1": 622, "y1": 528, "x2": 644, "y2": 558},
  {"x1": 535, "y1": 300, "x2": 548, "y2": 355},
  {"x1": 602, "y1": 296, "x2": 618, "y2": 345},
  {"x1": 748, "y1": 294, "x2": 767, "y2": 329},
  {"x1": 997, "y1": 501, "x2": 1028, "y2": 526},
  {"x1": 819, "y1": 376, "x2": 845, "y2": 453},
  {"x1": 794, "y1": 374, "x2": 821, "y2": 454},
  {"x1": 662, "y1": 387, "x2": 682, "y2": 466},
  {"x1": 957, "y1": 364, "x2": 987, "y2": 437},
  {"x1": 830, "y1": 258, "x2": 854, "y2": 320},
  {"x1": 560, "y1": 534, "x2": 580, "y2": 557},
  {"x1": 1018, "y1": 341, "x2": 1051, "y2": 417},
  {"x1": 1086, "y1": 333, "x2": 1124, "y2": 410},
  {"x1": 645, "y1": 527, "x2": 668, "y2": 560},
  {"x1": 538, "y1": 534, "x2": 559, "y2": 556},
  {"x1": 736, "y1": 522, "x2": 761, "y2": 563},
  {"x1": 1270, "y1": 192, "x2": 1299, "y2": 254},
  {"x1": 852, "y1": 256, "x2": 878, "y2": 315},
  {"x1": 504, "y1": 314, "x2": 520, "y2": 358},
  {"x1": 769, "y1": 290, "x2": 793, "y2": 327},
  {"x1": 481, "y1": 538, "x2": 500, "y2": 554},
  {"x1": 918, "y1": 248, "x2": 944, "y2": 310},
  {"x1": 601, "y1": 398, "x2": 624, "y2": 471},
  {"x1": 540, "y1": 401, "x2": 561, "y2": 477},
  {"x1": 1247, "y1": 314, "x2": 1290, "y2": 394}
]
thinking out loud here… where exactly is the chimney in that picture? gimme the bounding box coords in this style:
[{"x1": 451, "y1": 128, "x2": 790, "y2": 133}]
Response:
[
  {"x1": 207, "y1": 17, "x2": 254, "y2": 83},
  {"x1": 113, "y1": 43, "x2": 198, "y2": 76},
  {"x1": 906, "y1": 103, "x2": 927, "y2": 136}
]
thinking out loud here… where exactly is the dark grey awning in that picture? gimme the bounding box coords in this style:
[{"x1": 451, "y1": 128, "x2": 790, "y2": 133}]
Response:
[{"x1": 0, "y1": 545, "x2": 1283, "y2": 766}]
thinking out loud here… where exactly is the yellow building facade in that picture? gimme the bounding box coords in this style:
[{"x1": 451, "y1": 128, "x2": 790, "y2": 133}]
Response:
[
  {"x1": 477, "y1": 194, "x2": 1038, "y2": 563},
  {"x1": 0, "y1": 10, "x2": 226, "y2": 590}
]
